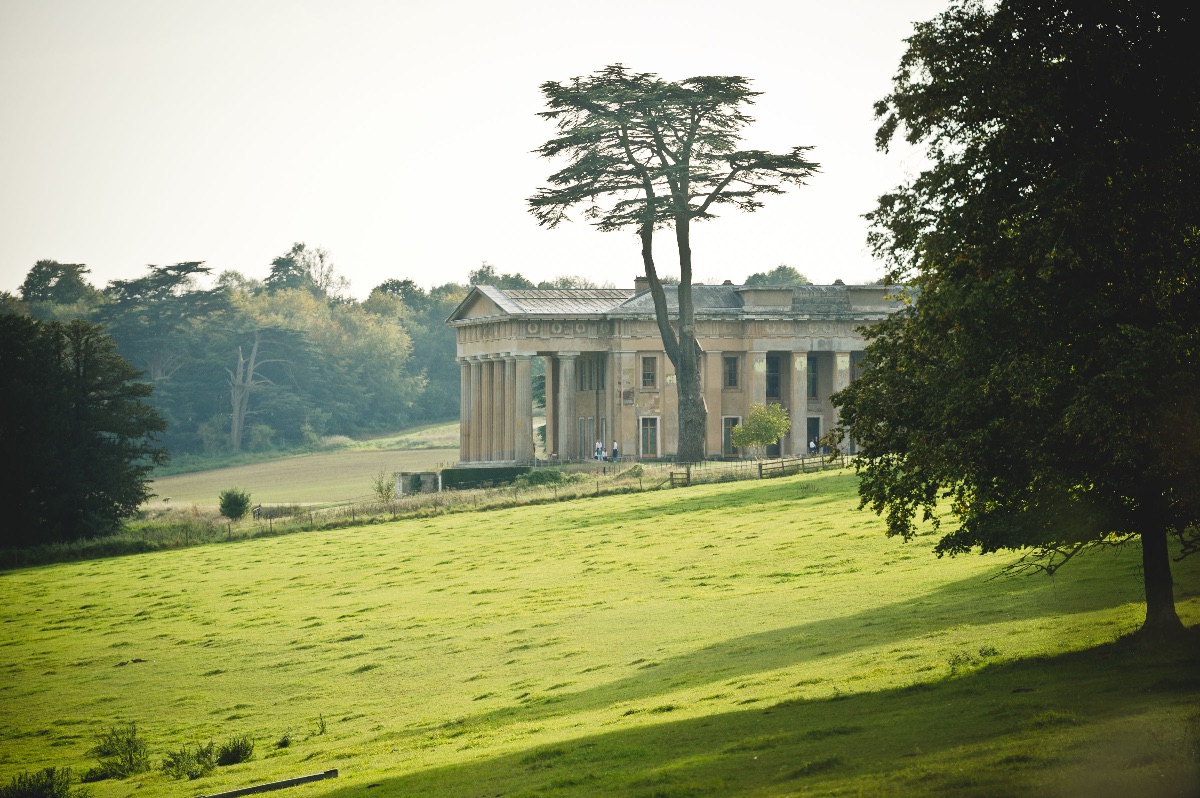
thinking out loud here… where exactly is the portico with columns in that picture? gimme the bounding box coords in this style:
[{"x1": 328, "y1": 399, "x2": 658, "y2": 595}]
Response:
[{"x1": 447, "y1": 282, "x2": 903, "y2": 464}]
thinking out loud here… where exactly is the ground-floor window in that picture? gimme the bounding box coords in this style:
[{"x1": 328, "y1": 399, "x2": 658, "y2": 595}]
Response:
[
  {"x1": 722, "y1": 416, "x2": 739, "y2": 457},
  {"x1": 640, "y1": 417, "x2": 659, "y2": 458}
]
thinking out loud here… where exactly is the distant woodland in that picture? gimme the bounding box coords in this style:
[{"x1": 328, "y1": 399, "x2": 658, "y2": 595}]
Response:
[{"x1": 2, "y1": 248, "x2": 590, "y2": 458}]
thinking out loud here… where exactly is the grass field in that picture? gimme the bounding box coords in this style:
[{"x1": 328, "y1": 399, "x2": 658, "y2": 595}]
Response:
[
  {"x1": 149, "y1": 423, "x2": 461, "y2": 507},
  {"x1": 3, "y1": 471, "x2": 1198, "y2": 797}
]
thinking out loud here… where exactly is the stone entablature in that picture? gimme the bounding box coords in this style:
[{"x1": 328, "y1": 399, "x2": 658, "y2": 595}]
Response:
[{"x1": 446, "y1": 283, "x2": 906, "y2": 464}]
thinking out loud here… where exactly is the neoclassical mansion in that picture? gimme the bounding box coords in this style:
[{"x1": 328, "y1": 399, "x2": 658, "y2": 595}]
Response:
[{"x1": 446, "y1": 278, "x2": 905, "y2": 464}]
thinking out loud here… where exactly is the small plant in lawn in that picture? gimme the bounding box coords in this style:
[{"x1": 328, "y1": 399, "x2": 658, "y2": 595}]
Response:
[
  {"x1": 218, "y1": 487, "x2": 252, "y2": 520},
  {"x1": 0, "y1": 767, "x2": 90, "y2": 798},
  {"x1": 161, "y1": 741, "x2": 215, "y2": 780},
  {"x1": 216, "y1": 734, "x2": 255, "y2": 765},
  {"x1": 313, "y1": 714, "x2": 327, "y2": 737},
  {"x1": 84, "y1": 722, "x2": 150, "y2": 781},
  {"x1": 275, "y1": 730, "x2": 292, "y2": 749}
]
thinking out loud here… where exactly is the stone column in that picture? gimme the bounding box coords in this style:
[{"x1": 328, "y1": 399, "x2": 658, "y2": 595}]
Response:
[
  {"x1": 704, "y1": 350, "x2": 723, "y2": 457},
  {"x1": 749, "y1": 351, "x2": 767, "y2": 409},
  {"x1": 514, "y1": 355, "x2": 534, "y2": 463},
  {"x1": 469, "y1": 357, "x2": 483, "y2": 463},
  {"x1": 789, "y1": 350, "x2": 809, "y2": 455},
  {"x1": 544, "y1": 356, "x2": 556, "y2": 459},
  {"x1": 491, "y1": 356, "x2": 506, "y2": 462},
  {"x1": 459, "y1": 358, "x2": 471, "y2": 464},
  {"x1": 503, "y1": 356, "x2": 517, "y2": 461},
  {"x1": 833, "y1": 351, "x2": 851, "y2": 451},
  {"x1": 557, "y1": 352, "x2": 578, "y2": 460},
  {"x1": 479, "y1": 358, "x2": 493, "y2": 462}
]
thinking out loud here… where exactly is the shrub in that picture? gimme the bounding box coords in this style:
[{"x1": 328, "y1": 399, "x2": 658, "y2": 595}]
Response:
[
  {"x1": 216, "y1": 734, "x2": 255, "y2": 766},
  {"x1": 161, "y1": 741, "x2": 215, "y2": 780},
  {"x1": 373, "y1": 469, "x2": 396, "y2": 503},
  {"x1": 275, "y1": 730, "x2": 292, "y2": 749},
  {"x1": 515, "y1": 469, "x2": 567, "y2": 488},
  {"x1": 0, "y1": 767, "x2": 89, "y2": 798},
  {"x1": 218, "y1": 488, "x2": 252, "y2": 520},
  {"x1": 86, "y1": 722, "x2": 150, "y2": 780}
]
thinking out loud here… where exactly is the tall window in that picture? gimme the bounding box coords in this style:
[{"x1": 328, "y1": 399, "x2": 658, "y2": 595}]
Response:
[
  {"x1": 723, "y1": 356, "x2": 739, "y2": 388},
  {"x1": 808, "y1": 355, "x2": 818, "y2": 399},
  {"x1": 766, "y1": 354, "x2": 781, "y2": 400},
  {"x1": 640, "y1": 417, "x2": 658, "y2": 457},
  {"x1": 642, "y1": 356, "x2": 657, "y2": 388},
  {"x1": 722, "y1": 417, "x2": 740, "y2": 457}
]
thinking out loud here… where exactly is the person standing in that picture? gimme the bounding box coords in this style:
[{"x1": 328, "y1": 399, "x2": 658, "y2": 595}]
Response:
[{"x1": 611, "y1": 440, "x2": 619, "y2": 461}]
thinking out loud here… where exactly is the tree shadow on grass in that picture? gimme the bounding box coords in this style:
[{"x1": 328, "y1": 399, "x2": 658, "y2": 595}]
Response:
[
  {"x1": 394, "y1": 547, "x2": 1153, "y2": 745},
  {"x1": 318, "y1": 633, "x2": 1200, "y2": 797}
]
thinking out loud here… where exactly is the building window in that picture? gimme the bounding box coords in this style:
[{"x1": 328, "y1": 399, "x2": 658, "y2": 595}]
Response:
[
  {"x1": 640, "y1": 417, "x2": 658, "y2": 457},
  {"x1": 808, "y1": 354, "x2": 818, "y2": 399},
  {"x1": 722, "y1": 417, "x2": 740, "y2": 457},
  {"x1": 642, "y1": 356, "x2": 657, "y2": 388},
  {"x1": 766, "y1": 354, "x2": 781, "y2": 400},
  {"x1": 723, "y1": 356, "x2": 739, "y2": 389}
]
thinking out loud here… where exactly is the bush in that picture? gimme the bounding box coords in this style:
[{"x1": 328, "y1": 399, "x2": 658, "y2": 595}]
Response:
[
  {"x1": 0, "y1": 767, "x2": 89, "y2": 798},
  {"x1": 373, "y1": 469, "x2": 396, "y2": 503},
  {"x1": 162, "y1": 741, "x2": 215, "y2": 780},
  {"x1": 514, "y1": 469, "x2": 568, "y2": 488},
  {"x1": 216, "y1": 734, "x2": 255, "y2": 766},
  {"x1": 218, "y1": 488, "x2": 252, "y2": 520},
  {"x1": 85, "y1": 722, "x2": 150, "y2": 780}
]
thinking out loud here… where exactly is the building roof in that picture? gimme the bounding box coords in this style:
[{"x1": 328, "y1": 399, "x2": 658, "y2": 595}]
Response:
[{"x1": 448, "y1": 283, "x2": 905, "y2": 324}]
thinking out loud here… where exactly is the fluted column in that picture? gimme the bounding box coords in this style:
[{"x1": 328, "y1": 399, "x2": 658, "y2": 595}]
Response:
[
  {"x1": 544, "y1": 356, "x2": 556, "y2": 459},
  {"x1": 514, "y1": 355, "x2": 533, "y2": 463},
  {"x1": 469, "y1": 357, "x2": 483, "y2": 463},
  {"x1": 459, "y1": 358, "x2": 471, "y2": 463},
  {"x1": 491, "y1": 356, "x2": 506, "y2": 461},
  {"x1": 833, "y1": 351, "x2": 852, "y2": 452},
  {"x1": 480, "y1": 358, "x2": 495, "y2": 461},
  {"x1": 557, "y1": 352, "x2": 578, "y2": 460},
  {"x1": 789, "y1": 350, "x2": 809, "y2": 455},
  {"x1": 502, "y1": 356, "x2": 516, "y2": 461}
]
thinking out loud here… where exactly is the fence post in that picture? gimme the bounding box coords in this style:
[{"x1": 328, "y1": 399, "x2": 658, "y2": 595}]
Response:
[{"x1": 758, "y1": 461, "x2": 763, "y2": 479}]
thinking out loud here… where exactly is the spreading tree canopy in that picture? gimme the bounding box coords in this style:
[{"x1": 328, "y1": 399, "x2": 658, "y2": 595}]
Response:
[
  {"x1": 0, "y1": 317, "x2": 168, "y2": 546},
  {"x1": 833, "y1": 0, "x2": 1199, "y2": 636},
  {"x1": 530, "y1": 65, "x2": 818, "y2": 461}
]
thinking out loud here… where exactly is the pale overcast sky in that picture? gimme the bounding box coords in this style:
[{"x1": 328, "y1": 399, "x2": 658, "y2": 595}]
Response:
[{"x1": 0, "y1": 0, "x2": 947, "y2": 298}]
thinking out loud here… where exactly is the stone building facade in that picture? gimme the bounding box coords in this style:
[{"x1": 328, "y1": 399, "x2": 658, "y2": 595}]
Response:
[{"x1": 446, "y1": 281, "x2": 905, "y2": 464}]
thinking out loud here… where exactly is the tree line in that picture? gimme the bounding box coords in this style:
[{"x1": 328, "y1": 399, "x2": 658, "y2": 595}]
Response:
[{"x1": 2, "y1": 249, "x2": 589, "y2": 459}]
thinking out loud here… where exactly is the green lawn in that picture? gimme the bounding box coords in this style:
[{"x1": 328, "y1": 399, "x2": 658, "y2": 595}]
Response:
[{"x1": 2, "y1": 471, "x2": 1197, "y2": 797}]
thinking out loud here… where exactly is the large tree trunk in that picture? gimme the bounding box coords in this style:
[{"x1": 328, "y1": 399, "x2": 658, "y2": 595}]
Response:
[
  {"x1": 672, "y1": 215, "x2": 706, "y2": 463},
  {"x1": 1140, "y1": 525, "x2": 1185, "y2": 637}
]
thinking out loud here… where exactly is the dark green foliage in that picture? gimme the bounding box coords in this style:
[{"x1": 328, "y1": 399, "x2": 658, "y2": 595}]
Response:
[
  {"x1": 833, "y1": 0, "x2": 1199, "y2": 634},
  {"x1": 743, "y1": 264, "x2": 810, "y2": 286},
  {"x1": 514, "y1": 469, "x2": 568, "y2": 488},
  {"x1": 85, "y1": 722, "x2": 151, "y2": 780},
  {"x1": 469, "y1": 262, "x2": 534, "y2": 289},
  {"x1": 216, "y1": 735, "x2": 255, "y2": 766},
  {"x1": 0, "y1": 768, "x2": 89, "y2": 798},
  {"x1": 218, "y1": 488, "x2": 252, "y2": 520},
  {"x1": 161, "y1": 741, "x2": 215, "y2": 780},
  {"x1": 440, "y1": 466, "x2": 532, "y2": 489},
  {"x1": 530, "y1": 65, "x2": 819, "y2": 462},
  {"x1": 0, "y1": 317, "x2": 168, "y2": 546}
]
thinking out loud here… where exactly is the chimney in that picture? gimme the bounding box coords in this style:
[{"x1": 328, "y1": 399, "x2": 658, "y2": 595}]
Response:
[{"x1": 634, "y1": 275, "x2": 649, "y2": 293}]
